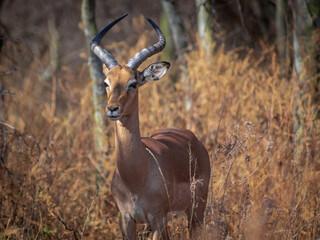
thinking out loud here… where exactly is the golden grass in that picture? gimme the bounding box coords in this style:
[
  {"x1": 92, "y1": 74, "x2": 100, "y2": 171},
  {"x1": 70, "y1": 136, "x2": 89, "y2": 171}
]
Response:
[{"x1": 1, "y1": 17, "x2": 319, "y2": 239}]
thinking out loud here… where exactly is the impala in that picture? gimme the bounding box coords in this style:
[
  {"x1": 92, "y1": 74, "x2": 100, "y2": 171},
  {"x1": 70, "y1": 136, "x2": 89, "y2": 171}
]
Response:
[{"x1": 91, "y1": 14, "x2": 210, "y2": 240}]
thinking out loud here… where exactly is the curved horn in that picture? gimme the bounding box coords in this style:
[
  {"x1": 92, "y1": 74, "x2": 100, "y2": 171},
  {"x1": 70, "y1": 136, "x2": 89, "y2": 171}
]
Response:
[
  {"x1": 127, "y1": 17, "x2": 166, "y2": 70},
  {"x1": 90, "y1": 14, "x2": 128, "y2": 69}
]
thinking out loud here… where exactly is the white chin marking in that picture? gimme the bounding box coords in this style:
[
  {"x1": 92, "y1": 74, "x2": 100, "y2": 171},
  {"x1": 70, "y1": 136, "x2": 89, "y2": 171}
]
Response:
[{"x1": 108, "y1": 115, "x2": 121, "y2": 121}]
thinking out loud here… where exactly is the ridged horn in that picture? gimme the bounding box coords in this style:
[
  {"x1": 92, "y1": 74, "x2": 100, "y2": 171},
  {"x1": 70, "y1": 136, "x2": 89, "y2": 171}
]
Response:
[
  {"x1": 90, "y1": 14, "x2": 128, "y2": 69},
  {"x1": 126, "y1": 17, "x2": 166, "y2": 70}
]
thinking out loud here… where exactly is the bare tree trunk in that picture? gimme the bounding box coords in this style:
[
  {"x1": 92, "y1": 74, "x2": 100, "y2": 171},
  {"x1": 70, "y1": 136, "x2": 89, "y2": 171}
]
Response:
[
  {"x1": 276, "y1": 0, "x2": 286, "y2": 61},
  {"x1": 41, "y1": 16, "x2": 59, "y2": 82},
  {"x1": 81, "y1": 0, "x2": 106, "y2": 175},
  {"x1": 292, "y1": 0, "x2": 310, "y2": 77},
  {"x1": 160, "y1": 9, "x2": 175, "y2": 61},
  {"x1": 0, "y1": 0, "x2": 9, "y2": 121},
  {"x1": 161, "y1": 0, "x2": 188, "y2": 56},
  {"x1": 292, "y1": 0, "x2": 320, "y2": 165},
  {"x1": 195, "y1": 0, "x2": 214, "y2": 54},
  {"x1": 161, "y1": 0, "x2": 192, "y2": 115},
  {"x1": 292, "y1": 0, "x2": 308, "y2": 166},
  {"x1": 307, "y1": 1, "x2": 320, "y2": 111}
]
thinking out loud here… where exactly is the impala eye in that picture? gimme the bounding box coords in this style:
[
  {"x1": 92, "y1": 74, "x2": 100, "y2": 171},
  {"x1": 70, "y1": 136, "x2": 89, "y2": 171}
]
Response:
[
  {"x1": 103, "y1": 82, "x2": 109, "y2": 88},
  {"x1": 128, "y1": 81, "x2": 138, "y2": 89}
]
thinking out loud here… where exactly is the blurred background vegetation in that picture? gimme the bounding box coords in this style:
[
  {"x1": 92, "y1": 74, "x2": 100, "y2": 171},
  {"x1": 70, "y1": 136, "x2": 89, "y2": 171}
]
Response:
[{"x1": 0, "y1": 0, "x2": 319, "y2": 239}]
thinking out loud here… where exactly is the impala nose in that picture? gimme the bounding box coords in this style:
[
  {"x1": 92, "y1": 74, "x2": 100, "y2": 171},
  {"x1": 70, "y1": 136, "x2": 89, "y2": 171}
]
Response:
[
  {"x1": 106, "y1": 106, "x2": 120, "y2": 120},
  {"x1": 107, "y1": 106, "x2": 119, "y2": 113}
]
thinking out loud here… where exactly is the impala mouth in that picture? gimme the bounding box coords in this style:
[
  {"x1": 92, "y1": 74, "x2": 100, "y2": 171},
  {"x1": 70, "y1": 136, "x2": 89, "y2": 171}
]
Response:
[
  {"x1": 107, "y1": 112, "x2": 121, "y2": 121},
  {"x1": 109, "y1": 116, "x2": 121, "y2": 121},
  {"x1": 108, "y1": 115, "x2": 121, "y2": 121}
]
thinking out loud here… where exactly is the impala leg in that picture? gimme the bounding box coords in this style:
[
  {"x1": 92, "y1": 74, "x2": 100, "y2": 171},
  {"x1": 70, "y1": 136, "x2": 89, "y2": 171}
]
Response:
[
  {"x1": 150, "y1": 218, "x2": 169, "y2": 240},
  {"x1": 186, "y1": 200, "x2": 206, "y2": 239},
  {"x1": 120, "y1": 213, "x2": 136, "y2": 240}
]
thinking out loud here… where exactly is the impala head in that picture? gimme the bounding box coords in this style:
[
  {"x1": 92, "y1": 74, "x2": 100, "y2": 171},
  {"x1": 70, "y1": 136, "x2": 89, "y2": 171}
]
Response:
[{"x1": 90, "y1": 14, "x2": 170, "y2": 121}]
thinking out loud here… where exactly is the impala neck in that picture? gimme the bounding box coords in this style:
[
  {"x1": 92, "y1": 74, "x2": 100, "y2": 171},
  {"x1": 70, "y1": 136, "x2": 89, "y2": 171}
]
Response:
[
  {"x1": 114, "y1": 93, "x2": 149, "y2": 191},
  {"x1": 115, "y1": 104, "x2": 141, "y2": 150}
]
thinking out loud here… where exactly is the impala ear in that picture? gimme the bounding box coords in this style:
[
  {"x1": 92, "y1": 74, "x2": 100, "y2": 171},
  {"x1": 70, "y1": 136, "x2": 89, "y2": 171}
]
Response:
[
  {"x1": 139, "y1": 62, "x2": 170, "y2": 85},
  {"x1": 103, "y1": 64, "x2": 109, "y2": 75}
]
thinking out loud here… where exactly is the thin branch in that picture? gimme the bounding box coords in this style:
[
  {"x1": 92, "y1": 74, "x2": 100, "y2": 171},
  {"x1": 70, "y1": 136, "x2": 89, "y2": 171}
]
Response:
[
  {"x1": 0, "y1": 121, "x2": 35, "y2": 141},
  {"x1": 0, "y1": 89, "x2": 15, "y2": 95},
  {"x1": 0, "y1": 121, "x2": 41, "y2": 163},
  {"x1": 52, "y1": 211, "x2": 80, "y2": 240},
  {"x1": 207, "y1": 97, "x2": 225, "y2": 214},
  {"x1": 291, "y1": 212, "x2": 320, "y2": 239},
  {"x1": 221, "y1": 155, "x2": 238, "y2": 202},
  {"x1": 0, "y1": 68, "x2": 17, "y2": 76},
  {"x1": 80, "y1": 197, "x2": 96, "y2": 239}
]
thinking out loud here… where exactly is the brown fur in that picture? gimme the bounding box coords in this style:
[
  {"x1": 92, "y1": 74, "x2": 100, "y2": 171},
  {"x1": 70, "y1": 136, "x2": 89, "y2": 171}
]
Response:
[{"x1": 105, "y1": 65, "x2": 210, "y2": 240}]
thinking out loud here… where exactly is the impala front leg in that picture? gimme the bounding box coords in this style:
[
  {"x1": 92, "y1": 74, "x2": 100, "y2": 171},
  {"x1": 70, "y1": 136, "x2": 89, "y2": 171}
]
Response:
[{"x1": 120, "y1": 213, "x2": 136, "y2": 240}]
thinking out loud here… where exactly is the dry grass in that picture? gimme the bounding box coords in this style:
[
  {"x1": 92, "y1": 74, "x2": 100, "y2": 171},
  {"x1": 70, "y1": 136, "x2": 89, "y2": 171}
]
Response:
[{"x1": 1, "y1": 17, "x2": 319, "y2": 239}]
